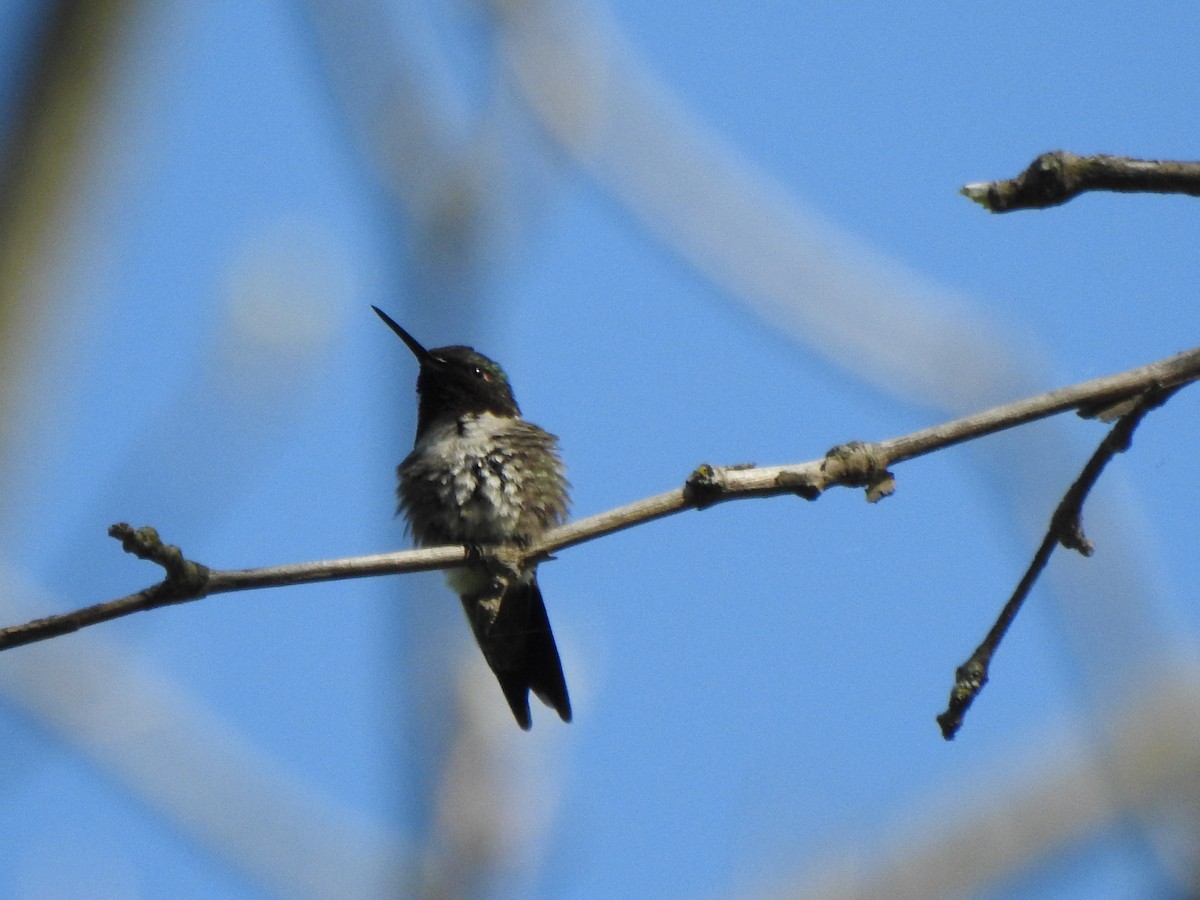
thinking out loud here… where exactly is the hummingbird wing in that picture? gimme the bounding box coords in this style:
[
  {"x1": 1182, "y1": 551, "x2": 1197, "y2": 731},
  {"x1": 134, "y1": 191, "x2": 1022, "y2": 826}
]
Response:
[{"x1": 463, "y1": 572, "x2": 572, "y2": 730}]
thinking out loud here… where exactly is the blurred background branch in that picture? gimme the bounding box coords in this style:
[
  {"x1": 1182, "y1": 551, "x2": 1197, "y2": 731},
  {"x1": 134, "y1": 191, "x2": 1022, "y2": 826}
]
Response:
[{"x1": 0, "y1": 0, "x2": 131, "y2": 438}]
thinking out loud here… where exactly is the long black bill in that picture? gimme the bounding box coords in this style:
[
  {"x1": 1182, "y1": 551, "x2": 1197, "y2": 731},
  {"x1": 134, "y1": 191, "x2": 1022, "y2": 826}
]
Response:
[{"x1": 372, "y1": 306, "x2": 432, "y2": 363}]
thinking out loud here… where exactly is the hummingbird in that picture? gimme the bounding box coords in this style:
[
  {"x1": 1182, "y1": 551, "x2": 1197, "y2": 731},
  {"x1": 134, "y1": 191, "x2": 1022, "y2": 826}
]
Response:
[{"x1": 373, "y1": 306, "x2": 572, "y2": 730}]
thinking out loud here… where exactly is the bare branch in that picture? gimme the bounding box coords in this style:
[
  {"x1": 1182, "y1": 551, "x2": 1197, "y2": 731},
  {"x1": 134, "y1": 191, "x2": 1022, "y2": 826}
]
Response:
[
  {"x1": 1, "y1": 346, "x2": 1198, "y2": 654},
  {"x1": 937, "y1": 386, "x2": 1180, "y2": 739},
  {"x1": 962, "y1": 152, "x2": 1200, "y2": 213},
  {"x1": 0, "y1": 534, "x2": 472, "y2": 652}
]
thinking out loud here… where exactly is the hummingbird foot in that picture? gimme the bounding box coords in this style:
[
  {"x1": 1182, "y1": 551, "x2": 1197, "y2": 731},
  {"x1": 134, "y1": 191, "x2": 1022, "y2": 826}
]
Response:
[{"x1": 463, "y1": 541, "x2": 527, "y2": 583}]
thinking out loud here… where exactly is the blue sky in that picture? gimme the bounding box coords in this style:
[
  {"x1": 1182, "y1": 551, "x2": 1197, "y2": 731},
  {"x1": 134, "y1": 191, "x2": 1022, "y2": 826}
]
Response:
[{"x1": 1, "y1": 2, "x2": 1198, "y2": 898}]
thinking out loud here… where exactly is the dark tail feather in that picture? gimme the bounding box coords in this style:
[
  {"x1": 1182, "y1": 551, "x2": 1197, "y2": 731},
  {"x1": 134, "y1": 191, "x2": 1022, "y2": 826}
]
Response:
[{"x1": 480, "y1": 575, "x2": 572, "y2": 730}]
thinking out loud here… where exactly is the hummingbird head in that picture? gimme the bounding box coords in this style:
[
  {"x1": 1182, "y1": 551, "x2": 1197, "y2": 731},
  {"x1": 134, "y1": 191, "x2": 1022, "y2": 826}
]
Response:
[{"x1": 373, "y1": 306, "x2": 520, "y2": 432}]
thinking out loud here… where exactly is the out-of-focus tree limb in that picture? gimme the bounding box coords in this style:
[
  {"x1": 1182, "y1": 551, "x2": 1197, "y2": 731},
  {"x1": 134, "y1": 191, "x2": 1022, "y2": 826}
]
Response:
[
  {"x1": 750, "y1": 666, "x2": 1200, "y2": 900},
  {"x1": 0, "y1": 564, "x2": 409, "y2": 900},
  {"x1": 491, "y1": 0, "x2": 1018, "y2": 411},
  {"x1": 0, "y1": 0, "x2": 133, "y2": 419}
]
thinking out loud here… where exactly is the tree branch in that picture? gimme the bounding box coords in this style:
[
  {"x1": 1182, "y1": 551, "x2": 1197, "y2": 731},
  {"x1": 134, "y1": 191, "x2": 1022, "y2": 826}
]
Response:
[
  {"x1": 961, "y1": 152, "x2": 1200, "y2": 213},
  {"x1": 936, "y1": 385, "x2": 1180, "y2": 739},
  {"x1": 1, "y1": 346, "x2": 1197, "y2": 655},
  {"x1": 0, "y1": 529, "x2": 473, "y2": 651}
]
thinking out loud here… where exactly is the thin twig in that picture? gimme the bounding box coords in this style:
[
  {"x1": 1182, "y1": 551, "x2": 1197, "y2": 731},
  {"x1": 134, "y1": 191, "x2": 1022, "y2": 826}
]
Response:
[
  {"x1": 961, "y1": 152, "x2": 1200, "y2": 213},
  {"x1": 0, "y1": 347, "x2": 1197, "y2": 653},
  {"x1": 936, "y1": 386, "x2": 1180, "y2": 739}
]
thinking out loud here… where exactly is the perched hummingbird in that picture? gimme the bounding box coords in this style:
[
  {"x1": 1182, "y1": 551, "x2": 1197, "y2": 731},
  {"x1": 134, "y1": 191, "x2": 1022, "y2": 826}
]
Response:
[{"x1": 373, "y1": 306, "x2": 572, "y2": 730}]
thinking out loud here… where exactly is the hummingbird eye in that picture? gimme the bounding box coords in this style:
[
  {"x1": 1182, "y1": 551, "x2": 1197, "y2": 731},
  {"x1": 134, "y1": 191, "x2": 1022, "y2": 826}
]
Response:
[{"x1": 473, "y1": 366, "x2": 490, "y2": 381}]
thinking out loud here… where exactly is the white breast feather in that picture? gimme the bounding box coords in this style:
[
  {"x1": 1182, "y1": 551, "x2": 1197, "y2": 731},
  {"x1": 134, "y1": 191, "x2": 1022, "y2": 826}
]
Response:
[{"x1": 408, "y1": 412, "x2": 527, "y2": 542}]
